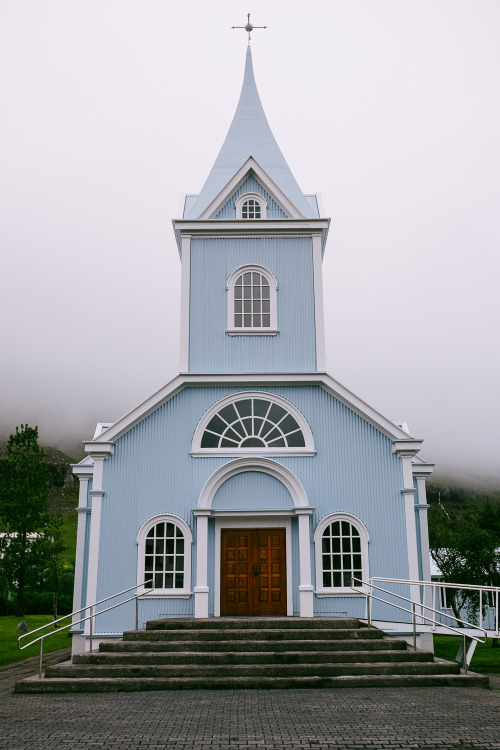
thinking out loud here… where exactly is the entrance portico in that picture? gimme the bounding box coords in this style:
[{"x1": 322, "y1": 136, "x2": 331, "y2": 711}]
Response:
[{"x1": 192, "y1": 458, "x2": 314, "y2": 618}]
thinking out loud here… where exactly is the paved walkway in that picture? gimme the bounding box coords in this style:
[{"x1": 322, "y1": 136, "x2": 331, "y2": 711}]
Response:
[{"x1": 1, "y1": 650, "x2": 500, "y2": 749}]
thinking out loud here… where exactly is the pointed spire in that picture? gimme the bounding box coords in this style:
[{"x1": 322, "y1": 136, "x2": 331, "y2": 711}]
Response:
[{"x1": 186, "y1": 47, "x2": 314, "y2": 219}]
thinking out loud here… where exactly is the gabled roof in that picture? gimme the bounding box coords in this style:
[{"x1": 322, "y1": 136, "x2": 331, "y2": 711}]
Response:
[
  {"x1": 82, "y1": 372, "x2": 417, "y2": 450},
  {"x1": 185, "y1": 47, "x2": 315, "y2": 220}
]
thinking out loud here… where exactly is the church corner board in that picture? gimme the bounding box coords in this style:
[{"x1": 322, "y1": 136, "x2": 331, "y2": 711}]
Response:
[{"x1": 71, "y1": 45, "x2": 433, "y2": 653}]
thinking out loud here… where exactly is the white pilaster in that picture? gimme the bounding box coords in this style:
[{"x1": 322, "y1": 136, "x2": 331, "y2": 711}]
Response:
[
  {"x1": 312, "y1": 234, "x2": 326, "y2": 372},
  {"x1": 193, "y1": 510, "x2": 210, "y2": 617},
  {"x1": 179, "y1": 234, "x2": 191, "y2": 372},
  {"x1": 71, "y1": 473, "x2": 92, "y2": 626},
  {"x1": 297, "y1": 509, "x2": 314, "y2": 617},
  {"x1": 84, "y1": 454, "x2": 108, "y2": 635},
  {"x1": 414, "y1": 463, "x2": 434, "y2": 617},
  {"x1": 392, "y1": 441, "x2": 423, "y2": 604}
]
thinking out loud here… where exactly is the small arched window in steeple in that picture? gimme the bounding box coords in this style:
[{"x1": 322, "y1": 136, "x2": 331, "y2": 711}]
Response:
[
  {"x1": 235, "y1": 193, "x2": 266, "y2": 220},
  {"x1": 227, "y1": 265, "x2": 277, "y2": 335}
]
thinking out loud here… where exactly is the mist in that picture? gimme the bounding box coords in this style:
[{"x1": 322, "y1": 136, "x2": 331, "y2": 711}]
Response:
[{"x1": 1, "y1": 1, "x2": 499, "y2": 487}]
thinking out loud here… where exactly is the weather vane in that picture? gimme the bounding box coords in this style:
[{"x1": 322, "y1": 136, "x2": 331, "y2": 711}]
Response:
[{"x1": 232, "y1": 13, "x2": 267, "y2": 44}]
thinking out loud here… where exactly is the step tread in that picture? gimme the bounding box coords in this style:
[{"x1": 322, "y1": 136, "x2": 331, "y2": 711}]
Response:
[
  {"x1": 46, "y1": 661, "x2": 460, "y2": 677},
  {"x1": 15, "y1": 673, "x2": 489, "y2": 694},
  {"x1": 76, "y1": 649, "x2": 433, "y2": 665}
]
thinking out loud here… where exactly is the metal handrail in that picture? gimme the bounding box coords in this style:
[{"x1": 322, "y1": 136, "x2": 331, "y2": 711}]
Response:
[
  {"x1": 18, "y1": 579, "x2": 155, "y2": 678},
  {"x1": 350, "y1": 576, "x2": 487, "y2": 674},
  {"x1": 371, "y1": 577, "x2": 500, "y2": 636}
]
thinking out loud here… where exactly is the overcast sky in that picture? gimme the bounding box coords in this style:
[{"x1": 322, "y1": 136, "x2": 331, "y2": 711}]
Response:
[{"x1": 1, "y1": 1, "x2": 499, "y2": 488}]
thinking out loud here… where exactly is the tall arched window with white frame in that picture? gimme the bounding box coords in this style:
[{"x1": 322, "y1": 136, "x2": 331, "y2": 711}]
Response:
[
  {"x1": 137, "y1": 514, "x2": 192, "y2": 597},
  {"x1": 313, "y1": 514, "x2": 369, "y2": 595},
  {"x1": 227, "y1": 265, "x2": 278, "y2": 335}
]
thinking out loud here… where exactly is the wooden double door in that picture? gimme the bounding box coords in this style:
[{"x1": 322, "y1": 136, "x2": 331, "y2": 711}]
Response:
[{"x1": 221, "y1": 528, "x2": 287, "y2": 616}]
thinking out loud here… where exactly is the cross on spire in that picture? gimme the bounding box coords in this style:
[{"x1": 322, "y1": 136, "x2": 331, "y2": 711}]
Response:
[{"x1": 232, "y1": 13, "x2": 267, "y2": 44}]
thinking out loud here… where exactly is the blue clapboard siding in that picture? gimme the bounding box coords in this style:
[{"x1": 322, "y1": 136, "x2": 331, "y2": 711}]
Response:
[
  {"x1": 214, "y1": 175, "x2": 287, "y2": 219},
  {"x1": 92, "y1": 384, "x2": 408, "y2": 632},
  {"x1": 188, "y1": 237, "x2": 317, "y2": 373}
]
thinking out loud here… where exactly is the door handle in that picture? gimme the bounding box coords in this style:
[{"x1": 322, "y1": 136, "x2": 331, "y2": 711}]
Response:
[{"x1": 253, "y1": 563, "x2": 259, "y2": 576}]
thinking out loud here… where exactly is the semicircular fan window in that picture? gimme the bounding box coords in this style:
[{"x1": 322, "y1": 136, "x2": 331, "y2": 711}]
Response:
[{"x1": 200, "y1": 398, "x2": 306, "y2": 449}]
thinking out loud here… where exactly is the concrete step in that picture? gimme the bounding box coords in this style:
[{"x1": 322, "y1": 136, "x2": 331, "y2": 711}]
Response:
[
  {"x1": 123, "y1": 627, "x2": 385, "y2": 642},
  {"x1": 45, "y1": 661, "x2": 460, "y2": 679},
  {"x1": 75, "y1": 649, "x2": 434, "y2": 666},
  {"x1": 15, "y1": 672, "x2": 490, "y2": 694},
  {"x1": 100, "y1": 637, "x2": 411, "y2": 653},
  {"x1": 14, "y1": 617, "x2": 490, "y2": 693},
  {"x1": 145, "y1": 617, "x2": 364, "y2": 631}
]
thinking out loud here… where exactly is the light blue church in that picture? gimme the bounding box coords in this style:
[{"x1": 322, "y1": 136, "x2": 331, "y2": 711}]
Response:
[{"x1": 71, "y1": 47, "x2": 433, "y2": 654}]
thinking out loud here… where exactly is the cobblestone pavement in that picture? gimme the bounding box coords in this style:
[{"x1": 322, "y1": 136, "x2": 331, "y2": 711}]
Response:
[
  {"x1": 1, "y1": 653, "x2": 500, "y2": 750},
  {"x1": 1, "y1": 685, "x2": 500, "y2": 750}
]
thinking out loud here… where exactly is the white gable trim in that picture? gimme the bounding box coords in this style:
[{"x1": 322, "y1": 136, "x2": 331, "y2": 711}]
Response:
[
  {"x1": 87, "y1": 372, "x2": 414, "y2": 446},
  {"x1": 198, "y1": 157, "x2": 305, "y2": 221}
]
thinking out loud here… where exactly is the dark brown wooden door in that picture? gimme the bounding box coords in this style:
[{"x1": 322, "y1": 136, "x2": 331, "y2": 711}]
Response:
[{"x1": 221, "y1": 528, "x2": 286, "y2": 616}]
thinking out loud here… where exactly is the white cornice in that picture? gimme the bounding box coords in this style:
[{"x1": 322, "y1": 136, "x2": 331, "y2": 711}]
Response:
[
  {"x1": 87, "y1": 372, "x2": 413, "y2": 445},
  {"x1": 172, "y1": 219, "x2": 331, "y2": 257}
]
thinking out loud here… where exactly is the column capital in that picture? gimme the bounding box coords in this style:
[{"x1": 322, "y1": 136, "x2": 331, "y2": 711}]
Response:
[
  {"x1": 84, "y1": 441, "x2": 115, "y2": 458},
  {"x1": 392, "y1": 439, "x2": 423, "y2": 457}
]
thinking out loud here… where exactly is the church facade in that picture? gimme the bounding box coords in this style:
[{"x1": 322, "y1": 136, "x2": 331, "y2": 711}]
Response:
[{"x1": 71, "y1": 47, "x2": 433, "y2": 653}]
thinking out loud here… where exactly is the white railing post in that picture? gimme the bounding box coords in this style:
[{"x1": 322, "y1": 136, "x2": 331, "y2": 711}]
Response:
[
  {"x1": 432, "y1": 583, "x2": 436, "y2": 631},
  {"x1": 39, "y1": 638, "x2": 44, "y2": 679},
  {"x1": 89, "y1": 605, "x2": 94, "y2": 653},
  {"x1": 412, "y1": 602, "x2": 417, "y2": 650}
]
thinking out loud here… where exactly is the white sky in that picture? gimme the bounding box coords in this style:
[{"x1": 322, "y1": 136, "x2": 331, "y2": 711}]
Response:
[{"x1": 1, "y1": 1, "x2": 499, "y2": 487}]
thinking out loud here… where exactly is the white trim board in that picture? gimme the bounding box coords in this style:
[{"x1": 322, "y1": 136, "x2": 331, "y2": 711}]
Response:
[{"x1": 86, "y1": 372, "x2": 415, "y2": 447}]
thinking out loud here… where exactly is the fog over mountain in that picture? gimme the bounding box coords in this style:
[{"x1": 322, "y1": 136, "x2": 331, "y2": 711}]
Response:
[{"x1": 1, "y1": 1, "x2": 499, "y2": 488}]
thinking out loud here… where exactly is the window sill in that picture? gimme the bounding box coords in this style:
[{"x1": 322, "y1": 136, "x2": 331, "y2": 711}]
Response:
[
  {"x1": 139, "y1": 591, "x2": 192, "y2": 599},
  {"x1": 227, "y1": 329, "x2": 278, "y2": 336},
  {"x1": 191, "y1": 448, "x2": 315, "y2": 457},
  {"x1": 315, "y1": 589, "x2": 367, "y2": 598}
]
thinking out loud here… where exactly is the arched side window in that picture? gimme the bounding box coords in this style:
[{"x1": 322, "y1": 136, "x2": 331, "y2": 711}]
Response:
[
  {"x1": 137, "y1": 514, "x2": 192, "y2": 597},
  {"x1": 191, "y1": 391, "x2": 315, "y2": 457},
  {"x1": 226, "y1": 265, "x2": 278, "y2": 335},
  {"x1": 313, "y1": 513, "x2": 369, "y2": 595},
  {"x1": 235, "y1": 192, "x2": 267, "y2": 220}
]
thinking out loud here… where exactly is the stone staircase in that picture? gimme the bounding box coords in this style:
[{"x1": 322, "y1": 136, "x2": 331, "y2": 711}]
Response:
[{"x1": 15, "y1": 617, "x2": 489, "y2": 693}]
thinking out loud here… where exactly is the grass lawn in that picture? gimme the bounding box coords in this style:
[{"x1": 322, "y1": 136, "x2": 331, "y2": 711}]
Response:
[
  {"x1": 433, "y1": 635, "x2": 500, "y2": 673},
  {"x1": 0, "y1": 615, "x2": 73, "y2": 667}
]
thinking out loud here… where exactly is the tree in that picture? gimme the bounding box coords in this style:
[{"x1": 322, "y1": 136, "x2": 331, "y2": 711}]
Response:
[
  {"x1": 34, "y1": 515, "x2": 67, "y2": 623},
  {"x1": 0, "y1": 425, "x2": 50, "y2": 615},
  {"x1": 428, "y1": 501, "x2": 500, "y2": 643}
]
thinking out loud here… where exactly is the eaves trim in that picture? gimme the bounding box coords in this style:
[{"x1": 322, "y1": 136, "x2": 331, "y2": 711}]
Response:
[{"x1": 88, "y1": 372, "x2": 413, "y2": 446}]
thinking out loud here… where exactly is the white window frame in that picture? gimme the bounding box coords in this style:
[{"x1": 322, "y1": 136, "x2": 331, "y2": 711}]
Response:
[
  {"x1": 136, "y1": 514, "x2": 192, "y2": 597},
  {"x1": 314, "y1": 513, "x2": 370, "y2": 597},
  {"x1": 235, "y1": 192, "x2": 267, "y2": 220},
  {"x1": 226, "y1": 264, "x2": 278, "y2": 335},
  {"x1": 191, "y1": 391, "x2": 315, "y2": 457}
]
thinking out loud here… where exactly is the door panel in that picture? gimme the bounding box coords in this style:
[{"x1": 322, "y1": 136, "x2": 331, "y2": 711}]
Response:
[{"x1": 221, "y1": 528, "x2": 286, "y2": 616}]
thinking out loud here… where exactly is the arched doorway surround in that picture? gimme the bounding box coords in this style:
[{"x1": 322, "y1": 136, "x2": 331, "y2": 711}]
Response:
[{"x1": 192, "y1": 457, "x2": 314, "y2": 618}]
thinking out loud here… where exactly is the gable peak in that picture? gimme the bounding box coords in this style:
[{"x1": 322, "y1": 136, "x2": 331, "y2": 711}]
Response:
[{"x1": 185, "y1": 47, "x2": 315, "y2": 220}]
